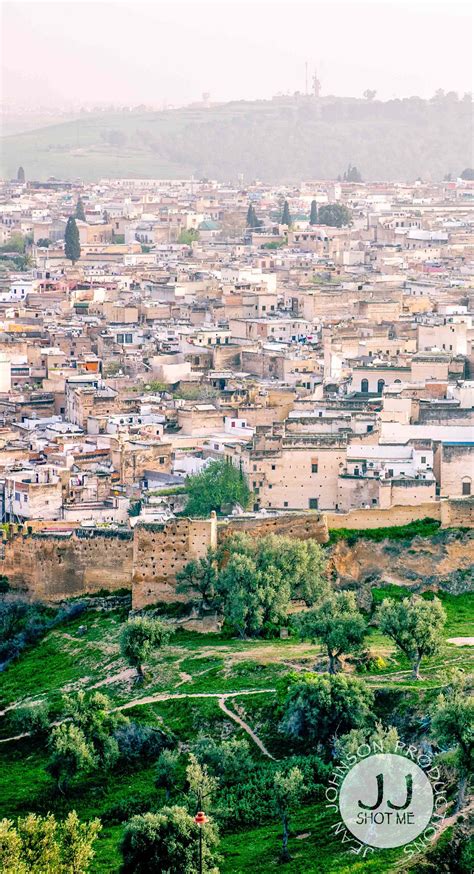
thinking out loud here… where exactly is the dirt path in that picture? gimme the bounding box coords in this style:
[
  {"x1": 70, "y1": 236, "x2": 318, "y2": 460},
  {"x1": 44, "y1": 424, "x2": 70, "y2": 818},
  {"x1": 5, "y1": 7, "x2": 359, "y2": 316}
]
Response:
[
  {"x1": 0, "y1": 688, "x2": 276, "y2": 745},
  {"x1": 447, "y1": 637, "x2": 474, "y2": 646},
  {"x1": 218, "y1": 695, "x2": 276, "y2": 760},
  {"x1": 113, "y1": 687, "x2": 275, "y2": 712}
]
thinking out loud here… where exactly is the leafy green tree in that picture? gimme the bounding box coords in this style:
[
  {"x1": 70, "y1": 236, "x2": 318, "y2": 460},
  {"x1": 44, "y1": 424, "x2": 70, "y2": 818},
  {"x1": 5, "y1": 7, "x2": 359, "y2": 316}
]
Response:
[
  {"x1": 273, "y1": 767, "x2": 305, "y2": 862},
  {"x1": 363, "y1": 90, "x2": 377, "y2": 101},
  {"x1": 120, "y1": 617, "x2": 172, "y2": 681},
  {"x1": 0, "y1": 233, "x2": 26, "y2": 254},
  {"x1": 184, "y1": 459, "x2": 250, "y2": 517},
  {"x1": 0, "y1": 818, "x2": 26, "y2": 874},
  {"x1": 334, "y1": 721, "x2": 399, "y2": 761},
  {"x1": 64, "y1": 216, "x2": 81, "y2": 264},
  {"x1": 176, "y1": 552, "x2": 219, "y2": 611},
  {"x1": 75, "y1": 197, "x2": 86, "y2": 221},
  {"x1": 178, "y1": 228, "x2": 199, "y2": 245},
  {"x1": 36, "y1": 238, "x2": 50, "y2": 248},
  {"x1": 16, "y1": 813, "x2": 59, "y2": 872},
  {"x1": 192, "y1": 736, "x2": 253, "y2": 784},
  {"x1": 217, "y1": 552, "x2": 289, "y2": 637},
  {"x1": 343, "y1": 164, "x2": 363, "y2": 182},
  {"x1": 0, "y1": 812, "x2": 101, "y2": 874},
  {"x1": 318, "y1": 203, "x2": 353, "y2": 227},
  {"x1": 47, "y1": 723, "x2": 96, "y2": 792},
  {"x1": 377, "y1": 595, "x2": 446, "y2": 679},
  {"x1": 60, "y1": 810, "x2": 102, "y2": 872},
  {"x1": 309, "y1": 200, "x2": 318, "y2": 225},
  {"x1": 155, "y1": 750, "x2": 181, "y2": 801},
  {"x1": 120, "y1": 807, "x2": 220, "y2": 874},
  {"x1": 431, "y1": 677, "x2": 473, "y2": 811},
  {"x1": 280, "y1": 673, "x2": 374, "y2": 751},
  {"x1": 246, "y1": 203, "x2": 263, "y2": 229},
  {"x1": 186, "y1": 753, "x2": 218, "y2": 812},
  {"x1": 460, "y1": 168, "x2": 474, "y2": 180},
  {"x1": 62, "y1": 690, "x2": 125, "y2": 771},
  {"x1": 297, "y1": 591, "x2": 367, "y2": 673},
  {"x1": 12, "y1": 701, "x2": 51, "y2": 738},
  {"x1": 281, "y1": 200, "x2": 292, "y2": 226},
  {"x1": 218, "y1": 533, "x2": 328, "y2": 606},
  {"x1": 17, "y1": 166, "x2": 25, "y2": 183},
  {"x1": 178, "y1": 532, "x2": 328, "y2": 635}
]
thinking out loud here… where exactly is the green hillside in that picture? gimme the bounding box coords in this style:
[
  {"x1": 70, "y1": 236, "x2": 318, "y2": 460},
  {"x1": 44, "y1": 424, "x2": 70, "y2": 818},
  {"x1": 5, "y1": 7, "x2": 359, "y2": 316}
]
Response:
[
  {"x1": 1, "y1": 95, "x2": 472, "y2": 183},
  {"x1": 0, "y1": 587, "x2": 472, "y2": 872}
]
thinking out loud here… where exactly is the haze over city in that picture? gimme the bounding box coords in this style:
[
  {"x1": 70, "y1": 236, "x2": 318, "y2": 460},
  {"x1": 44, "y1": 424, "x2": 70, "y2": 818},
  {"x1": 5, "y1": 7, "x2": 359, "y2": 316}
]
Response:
[{"x1": 1, "y1": 0, "x2": 473, "y2": 108}]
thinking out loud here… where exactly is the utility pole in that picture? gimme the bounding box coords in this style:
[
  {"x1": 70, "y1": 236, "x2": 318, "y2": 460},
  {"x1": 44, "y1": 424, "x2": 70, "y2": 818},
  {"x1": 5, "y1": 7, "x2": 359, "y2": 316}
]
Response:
[{"x1": 194, "y1": 810, "x2": 208, "y2": 874}]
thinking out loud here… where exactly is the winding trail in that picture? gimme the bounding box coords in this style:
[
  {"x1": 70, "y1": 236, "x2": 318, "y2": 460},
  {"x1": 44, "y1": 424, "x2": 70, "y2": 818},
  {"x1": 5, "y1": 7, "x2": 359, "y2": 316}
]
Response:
[
  {"x1": 218, "y1": 695, "x2": 276, "y2": 760},
  {"x1": 0, "y1": 688, "x2": 276, "y2": 749},
  {"x1": 112, "y1": 687, "x2": 275, "y2": 713}
]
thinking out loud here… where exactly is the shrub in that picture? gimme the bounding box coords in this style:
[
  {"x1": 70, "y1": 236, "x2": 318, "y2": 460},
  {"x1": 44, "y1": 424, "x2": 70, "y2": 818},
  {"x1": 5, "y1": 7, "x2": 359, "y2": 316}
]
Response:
[
  {"x1": 11, "y1": 701, "x2": 51, "y2": 738},
  {"x1": 115, "y1": 722, "x2": 171, "y2": 765},
  {"x1": 215, "y1": 754, "x2": 329, "y2": 832}
]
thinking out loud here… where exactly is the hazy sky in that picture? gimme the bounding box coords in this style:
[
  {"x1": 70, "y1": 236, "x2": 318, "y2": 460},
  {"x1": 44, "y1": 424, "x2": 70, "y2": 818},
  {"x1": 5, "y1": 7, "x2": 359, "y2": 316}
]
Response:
[{"x1": 1, "y1": 0, "x2": 472, "y2": 108}]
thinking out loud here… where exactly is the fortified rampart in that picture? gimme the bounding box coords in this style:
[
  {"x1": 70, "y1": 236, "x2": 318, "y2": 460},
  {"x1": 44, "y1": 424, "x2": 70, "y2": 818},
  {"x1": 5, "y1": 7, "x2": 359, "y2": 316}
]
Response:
[
  {"x1": 0, "y1": 500, "x2": 472, "y2": 607},
  {"x1": 0, "y1": 528, "x2": 133, "y2": 601}
]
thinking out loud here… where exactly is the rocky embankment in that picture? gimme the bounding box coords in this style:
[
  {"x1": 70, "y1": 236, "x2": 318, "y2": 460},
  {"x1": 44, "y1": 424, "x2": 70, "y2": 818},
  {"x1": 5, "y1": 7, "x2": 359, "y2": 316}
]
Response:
[{"x1": 328, "y1": 529, "x2": 474, "y2": 597}]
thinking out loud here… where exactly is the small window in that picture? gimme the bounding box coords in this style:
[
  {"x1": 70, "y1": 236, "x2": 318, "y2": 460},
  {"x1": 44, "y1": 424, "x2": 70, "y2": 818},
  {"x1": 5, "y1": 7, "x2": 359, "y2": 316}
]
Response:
[
  {"x1": 271, "y1": 464, "x2": 276, "y2": 470},
  {"x1": 361, "y1": 378, "x2": 369, "y2": 393},
  {"x1": 284, "y1": 501, "x2": 288, "y2": 507},
  {"x1": 421, "y1": 456, "x2": 426, "y2": 464},
  {"x1": 159, "y1": 457, "x2": 165, "y2": 464},
  {"x1": 462, "y1": 480, "x2": 471, "y2": 496},
  {"x1": 311, "y1": 463, "x2": 318, "y2": 473},
  {"x1": 309, "y1": 498, "x2": 319, "y2": 510}
]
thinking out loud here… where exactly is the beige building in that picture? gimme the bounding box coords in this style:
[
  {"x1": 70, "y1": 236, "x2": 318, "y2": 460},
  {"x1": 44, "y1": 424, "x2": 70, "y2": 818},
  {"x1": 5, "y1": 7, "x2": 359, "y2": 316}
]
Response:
[
  {"x1": 438, "y1": 442, "x2": 473, "y2": 499},
  {"x1": 4, "y1": 467, "x2": 63, "y2": 521},
  {"x1": 228, "y1": 426, "x2": 346, "y2": 511}
]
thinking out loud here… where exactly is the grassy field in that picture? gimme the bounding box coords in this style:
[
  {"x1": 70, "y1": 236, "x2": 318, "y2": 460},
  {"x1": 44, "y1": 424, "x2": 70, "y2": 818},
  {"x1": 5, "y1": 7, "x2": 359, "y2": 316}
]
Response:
[
  {"x1": 1, "y1": 96, "x2": 471, "y2": 182},
  {"x1": 0, "y1": 588, "x2": 472, "y2": 872}
]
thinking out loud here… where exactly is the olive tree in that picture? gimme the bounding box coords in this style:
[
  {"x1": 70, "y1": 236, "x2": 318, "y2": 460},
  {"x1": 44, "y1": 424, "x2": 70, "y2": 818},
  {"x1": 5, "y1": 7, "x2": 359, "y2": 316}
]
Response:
[
  {"x1": 120, "y1": 617, "x2": 172, "y2": 681},
  {"x1": 377, "y1": 596, "x2": 446, "y2": 679}
]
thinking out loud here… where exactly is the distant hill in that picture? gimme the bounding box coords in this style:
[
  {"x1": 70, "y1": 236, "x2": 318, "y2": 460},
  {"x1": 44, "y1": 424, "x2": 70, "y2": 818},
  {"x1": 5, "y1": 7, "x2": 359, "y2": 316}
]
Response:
[{"x1": 1, "y1": 95, "x2": 472, "y2": 183}]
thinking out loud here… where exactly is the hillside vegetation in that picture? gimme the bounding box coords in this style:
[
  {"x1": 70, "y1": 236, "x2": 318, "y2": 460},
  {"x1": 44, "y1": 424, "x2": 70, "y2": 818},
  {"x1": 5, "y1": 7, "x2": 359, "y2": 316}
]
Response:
[
  {"x1": 0, "y1": 583, "x2": 472, "y2": 872},
  {"x1": 1, "y1": 95, "x2": 472, "y2": 183}
]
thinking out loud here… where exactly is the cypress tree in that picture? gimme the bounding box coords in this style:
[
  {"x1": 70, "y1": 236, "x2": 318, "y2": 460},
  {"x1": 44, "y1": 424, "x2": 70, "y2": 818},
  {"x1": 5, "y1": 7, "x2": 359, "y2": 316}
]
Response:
[
  {"x1": 281, "y1": 200, "x2": 292, "y2": 226},
  {"x1": 247, "y1": 203, "x2": 260, "y2": 228},
  {"x1": 309, "y1": 200, "x2": 318, "y2": 225},
  {"x1": 17, "y1": 166, "x2": 25, "y2": 183},
  {"x1": 75, "y1": 197, "x2": 86, "y2": 221},
  {"x1": 64, "y1": 216, "x2": 81, "y2": 264}
]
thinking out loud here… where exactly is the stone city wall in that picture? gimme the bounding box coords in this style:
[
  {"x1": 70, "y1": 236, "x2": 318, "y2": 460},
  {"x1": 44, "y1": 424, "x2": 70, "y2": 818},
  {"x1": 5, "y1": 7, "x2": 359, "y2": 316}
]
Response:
[{"x1": 1, "y1": 501, "x2": 471, "y2": 606}]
